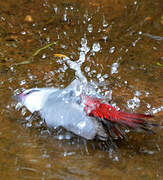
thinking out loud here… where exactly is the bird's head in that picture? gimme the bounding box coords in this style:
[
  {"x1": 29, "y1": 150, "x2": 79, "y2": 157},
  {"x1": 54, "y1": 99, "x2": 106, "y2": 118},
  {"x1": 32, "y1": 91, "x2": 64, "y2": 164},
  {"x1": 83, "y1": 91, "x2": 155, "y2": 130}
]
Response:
[{"x1": 15, "y1": 88, "x2": 57, "y2": 113}]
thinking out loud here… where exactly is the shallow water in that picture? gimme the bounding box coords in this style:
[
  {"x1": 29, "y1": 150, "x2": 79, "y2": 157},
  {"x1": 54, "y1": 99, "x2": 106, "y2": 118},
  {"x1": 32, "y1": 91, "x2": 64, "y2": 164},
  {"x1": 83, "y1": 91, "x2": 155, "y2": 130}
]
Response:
[{"x1": 0, "y1": 0, "x2": 163, "y2": 179}]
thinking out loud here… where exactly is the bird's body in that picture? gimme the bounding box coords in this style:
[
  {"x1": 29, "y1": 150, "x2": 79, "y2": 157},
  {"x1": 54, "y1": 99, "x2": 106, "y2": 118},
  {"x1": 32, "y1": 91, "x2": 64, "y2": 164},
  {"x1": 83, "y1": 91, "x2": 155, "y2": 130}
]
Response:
[{"x1": 16, "y1": 79, "x2": 156, "y2": 141}]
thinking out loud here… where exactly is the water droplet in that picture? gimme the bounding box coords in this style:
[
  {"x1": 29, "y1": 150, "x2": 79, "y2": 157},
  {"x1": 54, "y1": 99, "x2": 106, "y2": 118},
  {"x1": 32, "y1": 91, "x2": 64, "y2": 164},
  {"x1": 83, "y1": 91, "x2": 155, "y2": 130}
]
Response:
[
  {"x1": 92, "y1": 42, "x2": 101, "y2": 52},
  {"x1": 109, "y1": 46, "x2": 115, "y2": 54},
  {"x1": 88, "y1": 24, "x2": 93, "y2": 33},
  {"x1": 110, "y1": 62, "x2": 119, "y2": 74},
  {"x1": 85, "y1": 66, "x2": 90, "y2": 72}
]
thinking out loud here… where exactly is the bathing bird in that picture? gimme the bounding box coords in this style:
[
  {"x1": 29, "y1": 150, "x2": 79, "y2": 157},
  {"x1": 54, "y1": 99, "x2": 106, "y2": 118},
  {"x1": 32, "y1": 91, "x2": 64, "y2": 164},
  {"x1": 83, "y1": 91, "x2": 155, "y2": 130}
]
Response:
[{"x1": 15, "y1": 79, "x2": 157, "y2": 141}]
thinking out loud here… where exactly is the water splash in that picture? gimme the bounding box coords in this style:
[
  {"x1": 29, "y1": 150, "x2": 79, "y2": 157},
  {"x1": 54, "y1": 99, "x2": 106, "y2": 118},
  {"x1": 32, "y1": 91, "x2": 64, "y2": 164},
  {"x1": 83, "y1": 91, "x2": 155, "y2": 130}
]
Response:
[{"x1": 64, "y1": 56, "x2": 87, "y2": 84}]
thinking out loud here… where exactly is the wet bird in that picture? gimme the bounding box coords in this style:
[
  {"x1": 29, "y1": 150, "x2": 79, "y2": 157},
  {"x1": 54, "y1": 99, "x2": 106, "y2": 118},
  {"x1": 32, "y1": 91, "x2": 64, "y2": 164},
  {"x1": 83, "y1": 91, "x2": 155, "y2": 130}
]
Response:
[{"x1": 15, "y1": 79, "x2": 157, "y2": 141}]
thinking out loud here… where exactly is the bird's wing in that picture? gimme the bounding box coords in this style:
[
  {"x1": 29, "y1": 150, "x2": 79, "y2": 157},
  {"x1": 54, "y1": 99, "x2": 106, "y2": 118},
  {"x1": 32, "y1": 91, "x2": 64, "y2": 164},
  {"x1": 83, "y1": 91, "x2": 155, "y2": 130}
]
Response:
[{"x1": 83, "y1": 96, "x2": 158, "y2": 139}]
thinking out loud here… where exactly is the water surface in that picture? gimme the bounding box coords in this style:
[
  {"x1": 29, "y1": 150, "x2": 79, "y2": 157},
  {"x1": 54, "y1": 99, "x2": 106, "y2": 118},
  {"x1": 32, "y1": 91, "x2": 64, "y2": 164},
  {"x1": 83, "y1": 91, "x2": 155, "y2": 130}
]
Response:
[{"x1": 0, "y1": 0, "x2": 163, "y2": 179}]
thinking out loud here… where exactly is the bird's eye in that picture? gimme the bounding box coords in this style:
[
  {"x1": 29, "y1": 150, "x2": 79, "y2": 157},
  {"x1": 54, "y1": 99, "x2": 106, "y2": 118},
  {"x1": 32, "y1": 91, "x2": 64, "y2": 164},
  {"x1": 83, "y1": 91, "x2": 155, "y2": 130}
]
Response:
[{"x1": 25, "y1": 89, "x2": 40, "y2": 95}]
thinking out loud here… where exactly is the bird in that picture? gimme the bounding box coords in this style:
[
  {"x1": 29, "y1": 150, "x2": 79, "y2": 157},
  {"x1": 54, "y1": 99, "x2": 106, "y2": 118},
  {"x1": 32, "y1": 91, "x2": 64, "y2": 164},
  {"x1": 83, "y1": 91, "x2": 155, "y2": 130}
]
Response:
[{"x1": 15, "y1": 79, "x2": 157, "y2": 142}]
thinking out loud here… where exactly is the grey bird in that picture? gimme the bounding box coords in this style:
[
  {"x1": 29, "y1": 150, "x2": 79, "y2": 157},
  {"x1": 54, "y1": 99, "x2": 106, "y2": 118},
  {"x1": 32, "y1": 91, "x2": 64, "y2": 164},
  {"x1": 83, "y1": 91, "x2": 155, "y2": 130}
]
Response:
[
  {"x1": 15, "y1": 79, "x2": 157, "y2": 141},
  {"x1": 16, "y1": 80, "x2": 108, "y2": 140}
]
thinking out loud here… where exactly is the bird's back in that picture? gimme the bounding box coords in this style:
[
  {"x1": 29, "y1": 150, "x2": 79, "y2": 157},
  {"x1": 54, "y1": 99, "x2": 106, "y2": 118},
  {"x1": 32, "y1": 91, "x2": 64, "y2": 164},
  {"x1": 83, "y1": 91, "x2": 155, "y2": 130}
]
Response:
[{"x1": 40, "y1": 89, "x2": 102, "y2": 140}]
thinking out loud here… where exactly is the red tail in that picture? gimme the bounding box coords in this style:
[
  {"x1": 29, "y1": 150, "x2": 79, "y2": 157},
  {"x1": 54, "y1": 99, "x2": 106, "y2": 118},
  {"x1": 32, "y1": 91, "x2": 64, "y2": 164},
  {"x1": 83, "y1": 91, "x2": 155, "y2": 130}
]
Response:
[{"x1": 84, "y1": 96, "x2": 157, "y2": 138}]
